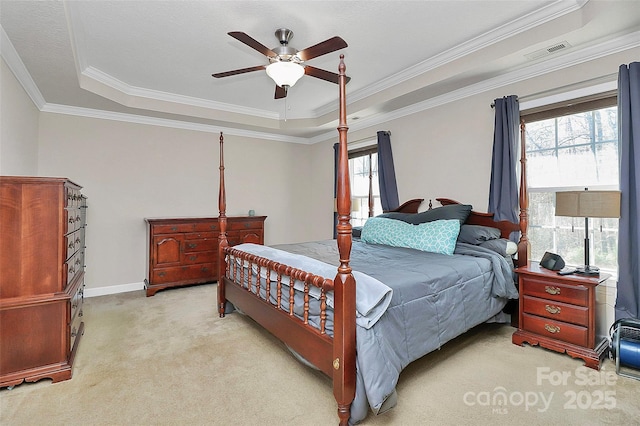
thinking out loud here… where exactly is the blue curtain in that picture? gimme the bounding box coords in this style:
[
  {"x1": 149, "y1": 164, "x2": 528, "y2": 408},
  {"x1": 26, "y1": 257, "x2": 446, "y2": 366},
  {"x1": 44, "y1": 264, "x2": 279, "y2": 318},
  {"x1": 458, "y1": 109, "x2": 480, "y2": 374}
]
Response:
[
  {"x1": 615, "y1": 62, "x2": 640, "y2": 321},
  {"x1": 377, "y1": 131, "x2": 399, "y2": 211},
  {"x1": 488, "y1": 95, "x2": 520, "y2": 240}
]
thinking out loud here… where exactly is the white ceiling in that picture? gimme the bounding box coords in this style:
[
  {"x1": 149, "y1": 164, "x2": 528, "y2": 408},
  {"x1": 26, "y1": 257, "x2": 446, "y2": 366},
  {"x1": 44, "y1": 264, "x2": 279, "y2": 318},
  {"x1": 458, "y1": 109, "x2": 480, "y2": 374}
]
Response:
[{"x1": 2, "y1": 0, "x2": 639, "y2": 143}]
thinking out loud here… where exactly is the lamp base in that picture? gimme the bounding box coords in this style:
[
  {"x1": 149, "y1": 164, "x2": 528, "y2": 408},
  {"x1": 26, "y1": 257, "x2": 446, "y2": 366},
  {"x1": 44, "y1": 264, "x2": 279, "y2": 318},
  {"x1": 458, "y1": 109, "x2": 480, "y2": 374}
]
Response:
[{"x1": 576, "y1": 265, "x2": 600, "y2": 276}]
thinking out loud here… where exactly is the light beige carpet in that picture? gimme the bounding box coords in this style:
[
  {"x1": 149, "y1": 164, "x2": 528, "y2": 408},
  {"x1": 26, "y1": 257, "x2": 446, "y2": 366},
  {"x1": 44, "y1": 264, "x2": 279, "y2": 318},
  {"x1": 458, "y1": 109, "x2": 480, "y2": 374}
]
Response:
[{"x1": 2, "y1": 283, "x2": 639, "y2": 425}]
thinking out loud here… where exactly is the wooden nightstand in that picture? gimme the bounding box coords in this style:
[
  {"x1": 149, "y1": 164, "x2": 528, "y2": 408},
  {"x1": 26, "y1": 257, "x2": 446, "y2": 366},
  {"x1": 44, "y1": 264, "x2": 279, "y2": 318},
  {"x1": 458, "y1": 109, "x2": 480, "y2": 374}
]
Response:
[{"x1": 512, "y1": 262, "x2": 610, "y2": 370}]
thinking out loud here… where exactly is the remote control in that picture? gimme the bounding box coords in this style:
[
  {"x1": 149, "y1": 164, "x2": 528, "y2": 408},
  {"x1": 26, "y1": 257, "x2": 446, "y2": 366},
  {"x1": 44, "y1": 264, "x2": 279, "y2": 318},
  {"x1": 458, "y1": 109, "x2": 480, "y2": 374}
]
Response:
[{"x1": 557, "y1": 268, "x2": 577, "y2": 275}]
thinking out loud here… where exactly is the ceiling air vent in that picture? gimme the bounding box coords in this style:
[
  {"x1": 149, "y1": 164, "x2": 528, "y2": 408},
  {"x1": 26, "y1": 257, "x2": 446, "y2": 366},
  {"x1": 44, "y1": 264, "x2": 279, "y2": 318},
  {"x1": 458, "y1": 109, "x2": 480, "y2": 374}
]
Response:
[{"x1": 525, "y1": 41, "x2": 572, "y2": 60}]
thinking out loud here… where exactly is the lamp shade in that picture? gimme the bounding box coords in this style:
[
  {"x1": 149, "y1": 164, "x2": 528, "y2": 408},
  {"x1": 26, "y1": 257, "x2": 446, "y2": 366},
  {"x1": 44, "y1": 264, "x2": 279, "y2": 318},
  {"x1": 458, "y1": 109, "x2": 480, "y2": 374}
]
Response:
[
  {"x1": 266, "y1": 61, "x2": 305, "y2": 88},
  {"x1": 555, "y1": 190, "x2": 621, "y2": 218}
]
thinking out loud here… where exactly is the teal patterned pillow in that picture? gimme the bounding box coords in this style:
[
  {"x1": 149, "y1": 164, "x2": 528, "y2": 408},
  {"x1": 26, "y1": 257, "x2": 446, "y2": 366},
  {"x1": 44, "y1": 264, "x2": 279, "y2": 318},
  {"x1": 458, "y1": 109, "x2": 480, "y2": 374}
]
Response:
[{"x1": 361, "y1": 217, "x2": 460, "y2": 255}]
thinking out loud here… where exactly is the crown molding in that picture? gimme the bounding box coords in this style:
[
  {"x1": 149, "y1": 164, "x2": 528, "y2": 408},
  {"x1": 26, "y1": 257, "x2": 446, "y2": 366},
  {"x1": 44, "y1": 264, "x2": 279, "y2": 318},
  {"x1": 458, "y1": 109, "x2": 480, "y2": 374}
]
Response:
[
  {"x1": 81, "y1": 66, "x2": 281, "y2": 120},
  {"x1": 0, "y1": 26, "x2": 46, "y2": 109},
  {"x1": 40, "y1": 103, "x2": 310, "y2": 144}
]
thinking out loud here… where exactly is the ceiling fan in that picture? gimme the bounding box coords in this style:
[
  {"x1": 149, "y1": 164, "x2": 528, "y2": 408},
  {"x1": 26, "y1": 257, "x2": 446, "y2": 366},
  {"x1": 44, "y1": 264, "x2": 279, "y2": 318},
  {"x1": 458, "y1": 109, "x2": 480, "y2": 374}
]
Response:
[{"x1": 212, "y1": 28, "x2": 349, "y2": 99}]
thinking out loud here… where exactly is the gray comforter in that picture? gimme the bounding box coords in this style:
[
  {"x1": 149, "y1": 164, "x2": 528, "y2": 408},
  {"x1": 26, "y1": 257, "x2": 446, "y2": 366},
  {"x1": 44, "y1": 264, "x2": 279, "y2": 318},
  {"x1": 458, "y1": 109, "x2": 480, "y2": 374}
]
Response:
[{"x1": 231, "y1": 239, "x2": 518, "y2": 424}]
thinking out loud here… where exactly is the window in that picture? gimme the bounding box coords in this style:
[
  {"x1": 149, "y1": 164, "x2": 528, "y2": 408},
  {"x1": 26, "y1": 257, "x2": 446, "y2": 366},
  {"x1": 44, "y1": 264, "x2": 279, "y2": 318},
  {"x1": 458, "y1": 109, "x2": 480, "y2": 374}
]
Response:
[
  {"x1": 523, "y1": 95, "x2": 619, "y2": 273},
  {"x1": 349, "y1": 147, "x2": 382, "y2": 226}
]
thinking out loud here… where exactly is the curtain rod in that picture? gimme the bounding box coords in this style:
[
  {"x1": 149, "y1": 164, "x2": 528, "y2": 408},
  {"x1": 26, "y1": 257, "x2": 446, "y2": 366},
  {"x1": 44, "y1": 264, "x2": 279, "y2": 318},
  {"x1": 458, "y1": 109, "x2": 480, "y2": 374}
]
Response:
[
  {"x1": 490, "y1": 97, "x2": 519, "y2": 108},
  {"x1": 489, "y1": 72, "x2": 618, "y2": 108},
  {"x1": 347, "y1": 131, "x2": 390, "y2": 145}
]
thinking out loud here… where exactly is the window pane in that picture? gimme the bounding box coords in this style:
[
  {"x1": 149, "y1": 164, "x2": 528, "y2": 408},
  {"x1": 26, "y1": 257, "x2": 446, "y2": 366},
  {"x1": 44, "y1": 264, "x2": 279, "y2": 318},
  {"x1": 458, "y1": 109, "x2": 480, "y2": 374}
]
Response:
[
  {"x1": 526, "y1": 105, "x2": 619, "y2": 272},
  {"x1": 348, "y1": 150, "x2": 382, "y2": 226},
  {"x1": 526, "y1": 106, "x2": 618, "y2": 189}
]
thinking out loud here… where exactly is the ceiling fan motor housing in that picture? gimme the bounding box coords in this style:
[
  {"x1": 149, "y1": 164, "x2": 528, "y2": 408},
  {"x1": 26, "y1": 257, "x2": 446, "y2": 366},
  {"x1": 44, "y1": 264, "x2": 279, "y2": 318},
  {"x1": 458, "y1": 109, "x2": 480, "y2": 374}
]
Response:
[
  {"x1": 275, "y1": 28, "x2": 294, "y2": 45},
  {"x1": 272, "y1": 29, "x2": 299, "y2": 63}
]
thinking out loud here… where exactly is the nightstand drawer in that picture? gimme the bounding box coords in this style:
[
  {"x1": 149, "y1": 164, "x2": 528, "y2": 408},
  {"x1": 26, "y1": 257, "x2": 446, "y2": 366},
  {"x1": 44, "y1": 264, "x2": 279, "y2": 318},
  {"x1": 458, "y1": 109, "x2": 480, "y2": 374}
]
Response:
[
  {"x1": 523, "y1": 295, "x2": 588, "y2": 326},
  {"x1": 522, "y1": 313, "x2": 588, "y2": 347},
  {"x1": 522, "y1": 277, "x2": 588, "y2": 306}
]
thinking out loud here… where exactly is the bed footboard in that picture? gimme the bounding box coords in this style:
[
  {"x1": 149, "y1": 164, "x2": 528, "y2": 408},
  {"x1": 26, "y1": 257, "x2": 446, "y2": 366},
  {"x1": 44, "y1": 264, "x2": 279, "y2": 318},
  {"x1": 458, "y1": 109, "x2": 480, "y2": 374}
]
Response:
[{"x1": 222, "y1": 246, "x2": 336, "y2": 376}]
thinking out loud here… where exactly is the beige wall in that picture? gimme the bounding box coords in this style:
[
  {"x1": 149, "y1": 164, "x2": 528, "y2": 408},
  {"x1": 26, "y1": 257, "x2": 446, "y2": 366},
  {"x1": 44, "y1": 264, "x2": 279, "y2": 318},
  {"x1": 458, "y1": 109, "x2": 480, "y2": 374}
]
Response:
[
  {"x1": 0, "y1": 58, "x2": 39, "y2": 175},
  {"x1": 36, "y1": 114, "x2": 315, "y2": 293}
]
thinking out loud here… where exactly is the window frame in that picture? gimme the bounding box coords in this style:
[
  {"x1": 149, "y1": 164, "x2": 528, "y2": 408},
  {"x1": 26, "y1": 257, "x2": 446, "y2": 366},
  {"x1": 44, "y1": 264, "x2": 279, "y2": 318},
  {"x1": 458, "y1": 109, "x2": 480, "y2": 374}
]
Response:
[{"x1": 521, "y1": 93, "x2": 619, "y2": 277}]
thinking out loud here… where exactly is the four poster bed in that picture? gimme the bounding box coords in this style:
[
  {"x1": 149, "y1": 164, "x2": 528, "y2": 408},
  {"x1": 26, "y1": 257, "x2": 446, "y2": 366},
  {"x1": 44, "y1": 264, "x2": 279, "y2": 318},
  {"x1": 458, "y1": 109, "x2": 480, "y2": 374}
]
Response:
[{"x1": 216, "y1": 55, "x2": 530, "y2": 425}]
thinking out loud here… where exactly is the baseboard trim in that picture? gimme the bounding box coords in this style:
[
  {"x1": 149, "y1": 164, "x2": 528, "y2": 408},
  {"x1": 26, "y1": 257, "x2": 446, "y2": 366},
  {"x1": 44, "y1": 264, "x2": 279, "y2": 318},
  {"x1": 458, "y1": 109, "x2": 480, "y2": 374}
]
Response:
[{"x1": 84, "y1": 281, "x2": 145, "y2": 298}]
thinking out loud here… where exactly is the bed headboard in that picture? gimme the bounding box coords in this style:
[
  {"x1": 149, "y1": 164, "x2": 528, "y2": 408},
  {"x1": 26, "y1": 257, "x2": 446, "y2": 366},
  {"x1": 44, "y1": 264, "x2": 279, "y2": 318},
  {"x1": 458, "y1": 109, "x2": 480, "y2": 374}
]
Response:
[{"x1": 435, "y1": 198, "x2": 520, "y2": 240}]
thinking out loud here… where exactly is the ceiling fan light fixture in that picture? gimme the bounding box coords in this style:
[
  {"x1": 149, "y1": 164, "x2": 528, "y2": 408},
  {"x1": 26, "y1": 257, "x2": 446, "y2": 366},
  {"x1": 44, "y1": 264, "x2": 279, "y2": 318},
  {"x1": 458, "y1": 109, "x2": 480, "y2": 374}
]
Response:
[{"x1": 266, "y1": 61, "x2": 305, "y2": 88}]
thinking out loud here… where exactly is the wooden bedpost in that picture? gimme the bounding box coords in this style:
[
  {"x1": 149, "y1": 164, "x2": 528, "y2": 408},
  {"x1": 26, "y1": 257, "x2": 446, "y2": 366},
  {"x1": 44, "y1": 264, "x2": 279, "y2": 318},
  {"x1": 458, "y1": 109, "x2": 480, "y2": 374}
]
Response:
[
  {"x1": 517, "y1": 119, "x2": 530, "y2": 267},
  {"x1": 218, "y1": 131, "x2": 229, "y2": 317},
  {"x1": 333, "y1": 55, "x2": 356, "y2": 426}
]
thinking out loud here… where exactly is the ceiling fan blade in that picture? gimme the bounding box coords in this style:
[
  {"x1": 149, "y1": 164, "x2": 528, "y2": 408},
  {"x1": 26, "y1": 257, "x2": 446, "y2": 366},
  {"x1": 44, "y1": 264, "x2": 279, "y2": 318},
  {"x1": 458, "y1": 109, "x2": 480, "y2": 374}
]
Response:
[
  {"x1": 228, "y1": 31, "x2": 278, "y2": 58},
  {"x1": 305, "y1": 66, "x2": 351, "y2": 84},
  {"x1": 297, "y1": 36, "x2": 348, "y2": 61},
  {"x1": 274, "y1": 85, "x2": 288, "y2": 99},
  {"x1": 212, "y1": 65, "x2": 266, "y2": 78}
]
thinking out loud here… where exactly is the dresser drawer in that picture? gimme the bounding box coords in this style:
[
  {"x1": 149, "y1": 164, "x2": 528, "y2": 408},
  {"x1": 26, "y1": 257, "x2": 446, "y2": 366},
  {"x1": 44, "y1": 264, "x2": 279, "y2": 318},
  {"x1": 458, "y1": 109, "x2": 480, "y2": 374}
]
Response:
[
  {"x1": 65, "y1": 252, "x2": 83, "y2": 286},
  {"x1": 152, "y1": 264, "x2": 215, "y2": 284},
  {"x1": 65, "y1": 186, "x2": 82, "y2": 208},
  {"x1": 182, "y1": 251, "x2": 217, "y2": 265},
  {"x1": 185, "y1": 231, "x2": 217, "y2": 240},
  {"x1": 522, "y1": 313, "x2": 588, "y2": 347},
  {"x1": 521, "y1": 277, "x2": 588, "y2": 306},
  {"x1": 183, "y1": 238, "x2": 216, "y2": 252},
  {"x1": 64, "y1": 208, "x2": 83, "y2": 234},
  {"x1": 153, "y1": 221, "x2": 219, "y2": 235},
  {"x1": 523, "y1": 295, "x2": 588, "y2": 326},
  {"x1": 70, "y1": 310, "x2": 83, "y2": 351},
  {"x1": 65, "y1": 229, "x2": 83, "y2": 260},
  {"x1": 228, "y1": 219, "x2": 263, "y2": 231},
  {"x1": 70, "y1": 281, "x2": 84, "y2": 323}
]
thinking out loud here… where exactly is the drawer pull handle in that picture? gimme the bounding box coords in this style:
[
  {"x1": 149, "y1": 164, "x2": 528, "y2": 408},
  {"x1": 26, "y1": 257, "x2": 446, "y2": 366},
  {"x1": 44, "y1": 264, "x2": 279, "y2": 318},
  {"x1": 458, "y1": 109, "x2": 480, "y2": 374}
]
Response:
[
  {"x1": 545, "y1": 305, "x2": 561, "y2": 314},
  {"x1": 189, "y1": 255, "x2": 197, "y2": 261},
  {"x1": 158, "y1": 272, "x2": 166, "y2": 277},
  {"x1": 188, "y1": 243, "x2": 198, "y2": 249},
  {"x1": 545, "y1": 286, "x2": 561, "y2": 295},
  {"x1": 544, "y1": 324, "x2": 560, "y2": 334}
]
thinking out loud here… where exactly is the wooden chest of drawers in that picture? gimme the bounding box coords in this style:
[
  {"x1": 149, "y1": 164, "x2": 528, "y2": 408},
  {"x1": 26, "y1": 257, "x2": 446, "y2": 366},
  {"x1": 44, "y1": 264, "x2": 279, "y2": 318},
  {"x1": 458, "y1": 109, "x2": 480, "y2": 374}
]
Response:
[
  {"x1": 0, "y1": 177, "x2": 87, "y2": 387},
  {"x1": 512, "y1": 262, "x2": 609, "y2": 370},
  {"x1": 144, "y1": 216, "x2": 266, "y2": 296}
]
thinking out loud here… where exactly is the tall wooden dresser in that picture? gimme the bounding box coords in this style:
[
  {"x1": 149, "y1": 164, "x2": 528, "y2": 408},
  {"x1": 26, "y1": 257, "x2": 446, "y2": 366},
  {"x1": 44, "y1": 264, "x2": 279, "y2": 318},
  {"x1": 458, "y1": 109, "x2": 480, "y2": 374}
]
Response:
[
  {"x1": 144, "y1": 216, "x2": 266, "y2": 296},
  {"x1": 0, "y1": 176, "x2": 87, "y2": 387}
]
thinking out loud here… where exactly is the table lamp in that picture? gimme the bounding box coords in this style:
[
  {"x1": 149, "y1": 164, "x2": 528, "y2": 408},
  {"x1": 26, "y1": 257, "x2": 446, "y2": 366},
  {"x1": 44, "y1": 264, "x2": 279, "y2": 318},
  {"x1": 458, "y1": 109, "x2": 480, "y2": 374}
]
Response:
[{"x1": 555, "y1": 189, "x2": 621, "y2": 275}]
